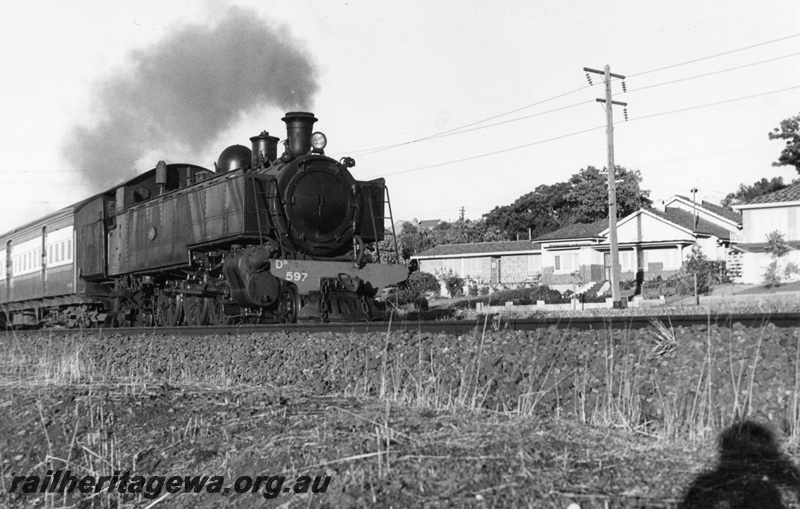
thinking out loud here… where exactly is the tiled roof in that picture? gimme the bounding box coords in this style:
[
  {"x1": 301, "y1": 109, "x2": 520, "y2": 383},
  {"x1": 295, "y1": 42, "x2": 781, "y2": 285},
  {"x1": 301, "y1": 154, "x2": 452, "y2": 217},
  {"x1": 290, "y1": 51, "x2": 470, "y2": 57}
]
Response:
[
  {"x1": 533, "y1": 220, "x2": 608, "y2": 241},
  {"x1": 743, "y1": 182, "x2": 800, "y2": 205},
  {"x1": 649, "y1": 207, "x2": 733, "y2": 240},
  {"x1": 414, "y1": 240, "x2": 541, "y2": 258},
  {"x1": 669, "y1": 195, "x2": 741, "y2": 224},
  {"x1": 417, "y1": 219, "x2": 442, "y2": 229},
  {"x1": 700, "y1": 200, "x2": 742, "y2": 224}
]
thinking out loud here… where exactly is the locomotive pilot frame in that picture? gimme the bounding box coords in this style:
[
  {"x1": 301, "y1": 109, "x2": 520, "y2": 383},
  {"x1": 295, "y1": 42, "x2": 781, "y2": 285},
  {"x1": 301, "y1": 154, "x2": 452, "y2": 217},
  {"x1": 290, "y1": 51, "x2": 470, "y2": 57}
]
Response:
[{"x1": 0, "y1": 112, "x2": 414, "y2": 328}]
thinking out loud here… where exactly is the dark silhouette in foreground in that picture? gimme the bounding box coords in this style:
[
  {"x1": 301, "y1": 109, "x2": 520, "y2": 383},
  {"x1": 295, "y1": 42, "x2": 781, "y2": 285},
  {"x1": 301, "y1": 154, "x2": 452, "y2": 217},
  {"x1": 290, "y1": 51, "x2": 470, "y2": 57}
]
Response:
[{"x1": 680, "y1": 421, "x2": 800, "y2": 508}]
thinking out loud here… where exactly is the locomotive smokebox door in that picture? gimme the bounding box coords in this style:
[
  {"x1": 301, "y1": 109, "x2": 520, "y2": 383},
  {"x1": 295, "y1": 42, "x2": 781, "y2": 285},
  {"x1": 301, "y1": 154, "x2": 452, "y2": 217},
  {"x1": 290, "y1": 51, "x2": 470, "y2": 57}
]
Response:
[{"x1": 278, "y1": 158, "x2": 359, "y2": 256}]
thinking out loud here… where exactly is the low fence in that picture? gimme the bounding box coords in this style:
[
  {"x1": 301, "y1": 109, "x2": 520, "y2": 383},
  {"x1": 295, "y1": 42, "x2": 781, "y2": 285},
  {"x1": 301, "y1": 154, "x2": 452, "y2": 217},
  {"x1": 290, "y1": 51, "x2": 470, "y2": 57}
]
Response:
[{"x1": 475, "y1": 295, "x2": 666, "y2": 313}]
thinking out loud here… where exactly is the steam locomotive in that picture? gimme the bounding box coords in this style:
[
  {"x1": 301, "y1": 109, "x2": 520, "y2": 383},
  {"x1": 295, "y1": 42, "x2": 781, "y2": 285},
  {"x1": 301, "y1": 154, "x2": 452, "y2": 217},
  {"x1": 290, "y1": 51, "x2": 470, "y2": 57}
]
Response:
[{"x1": 0, "y1": 112, "x2": 413, "y2": 328}]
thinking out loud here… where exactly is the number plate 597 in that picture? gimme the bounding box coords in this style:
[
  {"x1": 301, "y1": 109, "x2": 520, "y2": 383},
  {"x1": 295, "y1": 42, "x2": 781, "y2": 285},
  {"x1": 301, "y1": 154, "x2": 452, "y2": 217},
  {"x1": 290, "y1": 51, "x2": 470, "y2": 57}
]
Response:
[{"x1": 285, "y1": 271, "x2": 308, "y2": 282}]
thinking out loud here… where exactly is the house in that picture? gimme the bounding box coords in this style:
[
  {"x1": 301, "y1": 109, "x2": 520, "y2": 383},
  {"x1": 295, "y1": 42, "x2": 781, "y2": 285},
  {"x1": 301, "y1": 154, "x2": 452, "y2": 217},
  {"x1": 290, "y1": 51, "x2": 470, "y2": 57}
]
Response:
[
  {"x1": 534, "y1": 220, "x2": 607, "y2": 290},
  {"x1": 411, "y1": 196, "x2": 742, "y2": 295},
  {"x1": 411, "y1": 240, "x2": 542, "y2": 293},
  {"x1": 662, "y1": 195, "x2": 742, "y2": 232},
  {"x1": 533, "y1": 205, "x2": 737, "y2": 292},
  {"x1": 417, "y1": 219, "x2": 443, "y2": 230},
  {"x1": 601, "y1": 206, "x2": 736, "y2": 283},
  {"x1": 731, "y1": 181, "x2": 800, "y2": 284}
]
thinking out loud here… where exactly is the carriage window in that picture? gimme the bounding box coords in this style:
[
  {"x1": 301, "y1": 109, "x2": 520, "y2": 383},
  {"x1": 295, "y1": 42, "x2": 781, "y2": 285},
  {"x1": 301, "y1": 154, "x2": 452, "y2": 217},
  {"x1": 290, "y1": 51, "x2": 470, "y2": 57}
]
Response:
[{"x1": 66, "y1": 240, "x2": 72, "y2": 260}]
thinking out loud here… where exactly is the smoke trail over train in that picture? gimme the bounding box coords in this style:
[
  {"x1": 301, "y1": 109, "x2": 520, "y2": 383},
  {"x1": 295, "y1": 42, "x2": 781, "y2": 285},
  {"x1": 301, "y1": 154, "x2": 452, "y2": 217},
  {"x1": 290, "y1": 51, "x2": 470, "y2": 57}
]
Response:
[{"x1": 64, "y1": 7, "x2": 319, "y2": 190}]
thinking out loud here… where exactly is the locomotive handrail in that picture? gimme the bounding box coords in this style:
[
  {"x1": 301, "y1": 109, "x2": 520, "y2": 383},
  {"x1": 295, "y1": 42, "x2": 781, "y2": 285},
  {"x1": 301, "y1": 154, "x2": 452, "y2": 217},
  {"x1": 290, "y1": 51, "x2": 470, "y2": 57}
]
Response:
[{"x1": 384, "y1": 185, "x2": 402, "y2": 263}]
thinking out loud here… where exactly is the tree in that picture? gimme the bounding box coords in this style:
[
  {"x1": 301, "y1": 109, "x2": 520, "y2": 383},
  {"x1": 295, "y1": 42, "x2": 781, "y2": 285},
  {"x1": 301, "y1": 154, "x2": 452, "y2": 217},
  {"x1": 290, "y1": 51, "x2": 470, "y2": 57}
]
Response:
[
  {"x1": 483, "y1": 181, "x2": 572, "y2": 241},
  {"x1": 428, "y1": 218, "x2": 505, "y2": 245},
  {"x1": 483, "y1": 165, "x2": 652, "y2": 240},
  {"x1": 769, "y1": 112, "x2": 800, "y2": 172},
  {"x1": 565, "y1": 166, "x2": 652, "y2": 223},
  {"x1": 396, "y1": 222, "x2": 435, "y2": 260},
  {"x1": 721, "y1": 177, "x2": 787, "y2": 208}
]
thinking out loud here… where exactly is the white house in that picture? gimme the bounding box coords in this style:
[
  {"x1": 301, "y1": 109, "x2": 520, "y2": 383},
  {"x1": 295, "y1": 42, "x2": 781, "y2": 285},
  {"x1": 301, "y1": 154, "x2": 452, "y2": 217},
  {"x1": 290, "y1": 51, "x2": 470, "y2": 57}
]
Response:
[
  {"x1": 731, "y1": 181, "x2": 800, "y2": 284},
  {"x1": 412, "y1": 195, "x2": 743, "y2": 295}
]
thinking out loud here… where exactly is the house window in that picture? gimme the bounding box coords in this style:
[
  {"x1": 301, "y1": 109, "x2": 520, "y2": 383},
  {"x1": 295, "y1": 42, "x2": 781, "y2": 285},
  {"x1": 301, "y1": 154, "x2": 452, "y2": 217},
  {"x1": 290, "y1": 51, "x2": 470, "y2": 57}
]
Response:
[
  {"x1": 644, "y1": 248, "x2": 681, "y2": 269},
  {"x1": 463, "y1": 257, "x2": 483, "y2": 278},
  {"x1": 527, "y1": 254, "x2": 542, "y2": 274},
  {"x1": 619, "y1": 250, "x2": 636, "y2": 271},
  {"x1": 554, "y1": 253, "x2": 579, "y2": 272}
]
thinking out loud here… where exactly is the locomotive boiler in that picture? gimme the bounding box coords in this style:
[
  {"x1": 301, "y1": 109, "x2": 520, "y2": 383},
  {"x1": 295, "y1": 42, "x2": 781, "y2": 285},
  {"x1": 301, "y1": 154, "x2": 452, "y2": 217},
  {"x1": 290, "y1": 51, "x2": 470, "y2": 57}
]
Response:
[{"x1": 0, "y1": 112, "x2": 413, "y2": 328}]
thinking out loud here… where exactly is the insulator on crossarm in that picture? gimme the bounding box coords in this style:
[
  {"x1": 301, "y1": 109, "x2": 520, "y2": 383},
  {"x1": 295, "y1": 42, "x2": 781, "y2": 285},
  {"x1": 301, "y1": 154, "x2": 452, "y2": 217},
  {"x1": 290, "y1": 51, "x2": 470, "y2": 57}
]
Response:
[
  {"x1": 622, "y1": 81, "x2": 627, "y2": 93},
  {"x1": 623, "y1": 107, "x2": 629, "y2": 121},
  {"x1": 585, "y1": 73, "x2": 593, "y2": 86}
]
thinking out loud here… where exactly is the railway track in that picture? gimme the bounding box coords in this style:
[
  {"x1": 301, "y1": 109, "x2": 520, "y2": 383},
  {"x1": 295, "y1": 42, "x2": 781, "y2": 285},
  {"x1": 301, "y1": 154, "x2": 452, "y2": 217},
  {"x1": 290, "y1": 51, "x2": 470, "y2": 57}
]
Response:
[{"x1": 3, "y1": 312, "x2": 799, "y2": 337}]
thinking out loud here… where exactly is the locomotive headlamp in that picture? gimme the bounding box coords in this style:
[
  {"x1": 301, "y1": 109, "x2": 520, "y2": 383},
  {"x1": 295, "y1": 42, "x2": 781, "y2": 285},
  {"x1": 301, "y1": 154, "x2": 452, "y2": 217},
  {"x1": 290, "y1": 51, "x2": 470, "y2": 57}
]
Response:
[{"x1": 310, "y1": 132, "x2": 327, "y2": 152}]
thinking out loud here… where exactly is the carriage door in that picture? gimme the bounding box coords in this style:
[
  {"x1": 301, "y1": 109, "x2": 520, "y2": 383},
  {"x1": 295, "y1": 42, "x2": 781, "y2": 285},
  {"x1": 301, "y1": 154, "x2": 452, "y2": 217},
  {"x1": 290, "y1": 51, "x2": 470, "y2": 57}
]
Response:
[
  {"x1": 490, "y1": 257, "x2": 501, "y2": 284},
  {"x1": 3, "y1": 240, "x2": 10, "y2": 302},
  {"x1": 75, "y1": 197, "x2": 108, "y2": 280}
]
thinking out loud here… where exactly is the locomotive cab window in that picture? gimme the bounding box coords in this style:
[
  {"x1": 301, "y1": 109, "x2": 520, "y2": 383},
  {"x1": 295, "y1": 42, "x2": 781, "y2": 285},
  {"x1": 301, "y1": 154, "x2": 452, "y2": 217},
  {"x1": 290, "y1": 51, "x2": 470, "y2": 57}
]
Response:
[{"x1": 133, "y1": 186, "x2": 152, "y2": 203}]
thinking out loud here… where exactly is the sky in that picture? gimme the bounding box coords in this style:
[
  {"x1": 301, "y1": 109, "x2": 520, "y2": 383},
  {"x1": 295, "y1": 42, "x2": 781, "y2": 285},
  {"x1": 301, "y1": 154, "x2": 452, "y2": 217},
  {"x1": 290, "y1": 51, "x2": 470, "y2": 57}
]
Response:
[{"x1": 1, "y1": 1, "x2": 799, "y2": 236}]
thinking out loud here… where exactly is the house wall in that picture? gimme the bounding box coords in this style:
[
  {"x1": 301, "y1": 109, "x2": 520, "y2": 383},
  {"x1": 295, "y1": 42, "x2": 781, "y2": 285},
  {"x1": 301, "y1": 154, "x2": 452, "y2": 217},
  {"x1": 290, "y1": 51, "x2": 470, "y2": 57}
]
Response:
[
  {"x1": 417, "y1": 253, "x2": 542, "y2": 287},
  {"x1": 735, "y1": 250, "x2": 800, "y2": 284},
  {"x1": 541, "y1": 264, "x2": 603, "y2": 286},
  {"x1": 740, "y1": 206, "x2": 800, "y2": 243}
]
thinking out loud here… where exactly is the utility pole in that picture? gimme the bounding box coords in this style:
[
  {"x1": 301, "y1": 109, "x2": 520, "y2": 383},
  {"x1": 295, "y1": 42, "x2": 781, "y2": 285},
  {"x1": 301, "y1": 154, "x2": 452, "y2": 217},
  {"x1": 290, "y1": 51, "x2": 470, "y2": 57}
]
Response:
[
  {"x1": 690, "y1": 187, "x2": 698, "y2": 229},
  {"x1": 584, "y1": 65, "x2": 627, "y2": 308},
  {"x1": 459, "y1": 206, "x2": 465, "y2": 221}
]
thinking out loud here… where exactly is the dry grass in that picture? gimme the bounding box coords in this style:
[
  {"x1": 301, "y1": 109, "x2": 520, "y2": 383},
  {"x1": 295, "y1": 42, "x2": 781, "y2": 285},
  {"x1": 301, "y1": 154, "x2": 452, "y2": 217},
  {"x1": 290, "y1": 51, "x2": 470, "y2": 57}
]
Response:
[
  {"x1": 1, "y1": 382, "x2": 704, "y2": 508},
  {"x1": 2, "y1": 320, "x2": 800, "y2": 507}
]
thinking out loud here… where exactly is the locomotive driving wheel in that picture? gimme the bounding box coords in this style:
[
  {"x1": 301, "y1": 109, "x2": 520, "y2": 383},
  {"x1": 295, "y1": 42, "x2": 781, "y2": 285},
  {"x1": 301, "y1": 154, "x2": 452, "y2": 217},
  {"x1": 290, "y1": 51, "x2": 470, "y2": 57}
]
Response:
[
  {"x1": 278, "y1": 284, "x2": 300, "y2": 324},
  {"x1": 206, "y1": 297, "x2": 228, "y2": 325},
  {"x1": 183, "y1": 296, "x2": 208, "y2": 326},
  {"x1": 155, "y1": 293, "x2": 184, "y2": 326}
]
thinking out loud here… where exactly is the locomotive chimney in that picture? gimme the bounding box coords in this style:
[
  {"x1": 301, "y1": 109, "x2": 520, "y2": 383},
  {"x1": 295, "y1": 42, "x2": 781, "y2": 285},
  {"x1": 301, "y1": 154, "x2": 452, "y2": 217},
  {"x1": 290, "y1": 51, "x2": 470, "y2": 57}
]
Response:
[
  {"x1": 250, "y1": 131, "x2": 280, "y2": 168},
  {"x1": 281, "y1": 112, "x2": 317, "y2": 159}
]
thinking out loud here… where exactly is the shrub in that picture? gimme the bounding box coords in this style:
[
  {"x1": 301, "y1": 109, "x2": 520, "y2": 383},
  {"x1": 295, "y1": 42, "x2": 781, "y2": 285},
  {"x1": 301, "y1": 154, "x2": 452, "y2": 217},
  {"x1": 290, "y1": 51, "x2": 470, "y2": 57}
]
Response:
[
  {"x1": 763, "y1": 231, "x2": 792, "y2": 288},
  {"x1": 437, "y1": 269, "x2": 465, "y2": 298},
  {"x1": 398, "y1": 271, "x2": 440, "y2": 304},
  {"x1": 680, "y1": 245, "x2": 729, "y2": 294},
  {"x1": 529, "y1": 285, "x2": 568, "y2": 304}
]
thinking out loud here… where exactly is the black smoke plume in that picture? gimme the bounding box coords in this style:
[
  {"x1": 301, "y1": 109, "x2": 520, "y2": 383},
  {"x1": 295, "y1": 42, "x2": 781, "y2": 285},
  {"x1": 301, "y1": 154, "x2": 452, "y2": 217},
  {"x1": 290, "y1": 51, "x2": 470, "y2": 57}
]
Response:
[{"x1": 64, "y1": 7, "x2": 318, "y2": 191}]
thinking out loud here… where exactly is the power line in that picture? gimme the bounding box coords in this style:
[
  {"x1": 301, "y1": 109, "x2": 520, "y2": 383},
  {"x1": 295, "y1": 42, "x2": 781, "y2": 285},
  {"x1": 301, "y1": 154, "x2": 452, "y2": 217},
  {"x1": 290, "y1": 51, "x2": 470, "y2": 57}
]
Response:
[
  {"x1": 341, "y1": 35, "x2": 800, "y2": 161},
  {"x1": 378, "y1": 84, "x2": 799, "y2": 178},
  {"x1": 626, "y1": 52, "x2": 800, "y2": 93},
  {"x1": 352, "y1": 99, "x2": 592, "y2": 157},
  {"x1": 381, "y1": 125, "x2": 606, "y2": 176},
  {"x1": 628, "y1": 32, "x2": 800, "y2": 78},
  {"x1": 626, "y1": 84, "x2": 800, "y2": 123},
  {"x1": 344, "y1": 85, "x2": 591, "y2": 157}
]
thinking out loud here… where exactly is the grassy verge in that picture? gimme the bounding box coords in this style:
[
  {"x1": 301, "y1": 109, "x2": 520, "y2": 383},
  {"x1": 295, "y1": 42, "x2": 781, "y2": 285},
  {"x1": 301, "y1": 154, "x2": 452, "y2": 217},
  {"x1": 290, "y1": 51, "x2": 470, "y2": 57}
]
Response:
[{"x1": 1, "y1": 321, "x2": 799, "y2": 507}]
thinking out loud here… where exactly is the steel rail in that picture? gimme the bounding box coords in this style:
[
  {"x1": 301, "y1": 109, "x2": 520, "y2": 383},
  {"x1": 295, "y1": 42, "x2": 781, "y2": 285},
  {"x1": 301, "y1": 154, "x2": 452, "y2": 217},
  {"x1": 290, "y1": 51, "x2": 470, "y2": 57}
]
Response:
[{"x1": 2, "y1": 313, "x2": 798, "y2": 337}]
